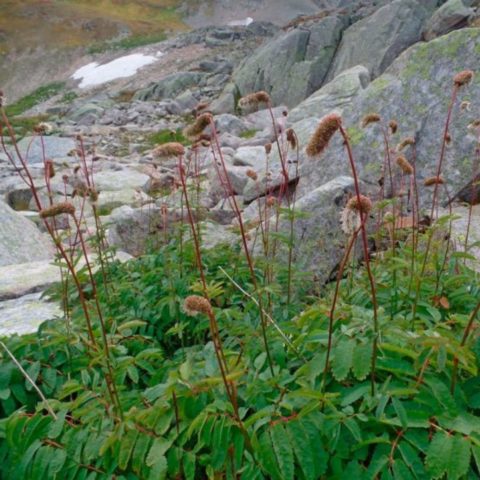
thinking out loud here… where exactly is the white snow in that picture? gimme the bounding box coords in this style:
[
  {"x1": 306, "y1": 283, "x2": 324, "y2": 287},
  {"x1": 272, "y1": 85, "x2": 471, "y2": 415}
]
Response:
[
  {"x1": 72, "y1": 52, "x2": 162, "y2": 88},
  {"x1": 227, "y1": 17, "x2": 254, "y2": 27}
]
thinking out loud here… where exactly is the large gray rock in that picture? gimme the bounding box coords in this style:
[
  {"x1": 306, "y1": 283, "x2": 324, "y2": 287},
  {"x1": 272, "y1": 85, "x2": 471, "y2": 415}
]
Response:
[
  {"x1": 296, "y1": 28, "x2": 480, "y2": 209},
  {"x1": 232, "y1": 15, "x2": 347, "y2": 107},
  {"x1": 253, "y1": 176, "x2": 357, "y2": 283},
  {"x1": 0, "y1": 201, "x2": 53, "y2": 266},
  {"x1": 326, "y1": 0, "x2": 434, "y2": 81},
  {"x1": 288, "y1": 65, "x2": 370, "y2": 124},
  {"x1": 0, "y1": 260, "x2": 60, "y2": 301},
  {"x1": 423, "y1": 0, "x2": 473, "y2": 40},
  {"x1": 0, "y1": 292, "x2": 61, "y2": 337},
  {"x1": 134, "y1": 72, "x2": 206, "y2": 102},
  {"x1": 13, "y1": 136, "x2": 76, "y2": 164}
]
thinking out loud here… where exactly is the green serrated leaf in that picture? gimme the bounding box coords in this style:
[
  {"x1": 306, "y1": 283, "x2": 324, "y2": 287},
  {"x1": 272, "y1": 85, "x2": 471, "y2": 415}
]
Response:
[
  {"x1": 286, "y1": 421, "x2": 316, "y2": 480},
  {"x1": 447, "y1": 435, "x2": 471, "y2": 480},
  {"x1": 332, "y1": 340, "x2": 355, "y2": 381},
  {"x1": 352, "y1": 342, "x2": 372, "y2": 381},
  {"x1": 270, "y1": 423, "x2": 294, "y2": 480},
  {"x1": 425, "y1": 432, "x2": 452, "y2": 479}
]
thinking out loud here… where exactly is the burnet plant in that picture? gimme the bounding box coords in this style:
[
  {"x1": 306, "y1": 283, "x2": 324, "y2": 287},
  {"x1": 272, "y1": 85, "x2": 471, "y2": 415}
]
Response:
[{"x1": 0, "y1": 69, "x2": 479, "y2": 479}]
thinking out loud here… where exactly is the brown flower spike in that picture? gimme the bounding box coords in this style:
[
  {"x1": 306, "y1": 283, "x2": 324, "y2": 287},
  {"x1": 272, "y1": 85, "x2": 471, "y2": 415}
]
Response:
[
  {"x1": 152, "y1": 143, "x2": 185, "y2": 158},
  {"x1": 346, "y1": 195, "x2": 373, "y2": 215},
  {"x1": 39, "y1": 202, "x2": 76, "y2": 219},
  {"x1": 306, "y1": 113, "x2": 342, "y2": 157},
  {"x1": 238, "y1": 91, "x2": 271, "y2": 109},
  {"x1": 397, "y1": 137, "x2": 415, "y2": 151},
  {"x1": 246, "y1": 169, "x2": 258, "y2": 181},
  {"x1": 361, "y1": 113, "x2": 381, "y2": 128},
  {"x1": 396, "y1": 155, "x2": 414, "y2": 175},
  {"x1": 424, "y1": 176, "x2": 445, "y2": 187},
  {"x1": 453, "y1": 70, "x2": 474, "y2": 88},
  {"x1": 286, "y1": 128, "x2": 297, "y2": 149},
  {"x1": 183, "y1": 113, "x2": 213, "y2": 139},
  {"x1": 183, "y1": 295, "x2": 212, "y2": 317}
]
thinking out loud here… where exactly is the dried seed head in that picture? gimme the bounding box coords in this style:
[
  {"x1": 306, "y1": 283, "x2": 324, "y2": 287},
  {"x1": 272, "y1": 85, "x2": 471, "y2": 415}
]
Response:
[
  {"x1": 361, "y1": 113, "x2": 381, "y2": 128},
  {"x1": 397, "y1": 137, "x2": 416, "y2": 151},
  {"x1": 39, "y1": 202, "x2": 76, "y2": 219},
  {"x1": 246, "y1": 169, "x2": 258, "y2": 181},
  {"x1": 44, "y1": 159, "x2": 55, "y2": 178},
  {"x1": 183, "y1": 295, "x2": 212, "y2": 317},
  {"x1": 266, "y1": 196, "x2": 276, "y2": 207},
  {"x1": 152, "y1": 142, "x2": 185, "y2": 158},
  {"x1": 88, "y1": 188, "x2": 99, "y2": 204},
  {"x1": 445, "y1": 132, "x2": 452, "y2": 145},
  {"x1": 34, "y1": 122, "x2": 53, "y2": 135},
  {"x1": 306, "y1": 113, "x2": 342, "y2": 157},
  {"x1": 62, "y1": 174, "x2": 69, "y2": 184},
  {"x1": 461, "y1": 101, "x2": 471, "y2": 111},
  {"x1": 468, "y1": 119, "x2": 480, "y2": 129},
  {"x1": 389, "y1": 120, "x2": 398, "y2": 135},
  {"x1": 396, "y1": 155, "x2": 414, "y2": 175},
  {"x1": 195, "y1": 101, "x2": 209, "y2": 112},
  {"x1": 286, "y1": 128, "x2": 297, "y2": 149},
  {"x1": 340, "y1": 207, "x2": 361, "y2": 235},
  {"x1": 424, "y1": 176, "x2": 445, "y2": 187},
  {"x1": 453, "y1": 70, "x2": 474, "y2": 88},
  {"x1": 264, "y1": 143, "x2": 272, "y2": 155},
  {"x1": 346, "y1": 194, "x2": 373, "y2": 215},
  {"x1": 183, "y1": 113, "x2": 213, "y2": 139},
  {"x1": 238, "y1": 91, "x2": 271, "y2": 109}
]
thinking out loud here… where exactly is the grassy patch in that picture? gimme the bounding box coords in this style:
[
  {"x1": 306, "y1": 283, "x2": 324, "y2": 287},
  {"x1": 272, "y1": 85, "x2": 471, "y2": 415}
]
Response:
[
  {"x1": 239, "y1": 129, "x2": 258, "y2": 139},
  {"x1": 60, "y1": 91, "x2": 78, "y2": 104},
  {"x1": 5, "y1": 82, "x2": 65, "y2": 117},
  {"x1": 146, "y1": 128, "x2": 189, "y2": 147},
  {"x1": 5, "y1": 114, "x2": 50, "y2": 138},
  {"x1": 87, "y1": 32, "x2": 167, "y2": 54}
]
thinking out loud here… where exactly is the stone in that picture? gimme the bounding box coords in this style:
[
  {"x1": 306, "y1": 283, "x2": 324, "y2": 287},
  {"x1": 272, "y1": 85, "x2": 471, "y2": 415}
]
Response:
[
  {"x1": 209, "y1": 196, "x2": 244, "y2": 224},
  {"x1": 296, "y1": 28, "x2": 480, "y2": 209},
  {"x1": 233, "y1": 146, "x2": 268, "y2": 171},
  {"x1": 93, "y1": 169, "x2": 150, "y2": 192},
  {"x1": 209, "y1": 83, "x2": 240, "y2": 115},
  {"x1": 288, "y1": 66, "x2": 370, "y2": 124},
  {"x1": 0, "y1": 200, "x2": 53, "y2": 266},
  {"x1": 12, "y1": 136, "x2": 76, "y2": 164},
  {"x1": 326, "y1": 0, "x2": 433, "y2": 81},
  {"x1": 243, "y1": 106, "x2": 288, "y2": 131},
  {"x1": 69, "y1": 103, "x2": 105, "y2": 124},
  {"x1": 232, "y1": 15, "x2": 347, "y2": 107},
  {"x1": 0, "y1": 293, "x2": 62, "y2": 337},
  {"x1": 214, "y1": 114, "x2": 250, "y2": 137},
  {"x1": 423, "y1": 0, "x2": 473, "y2": 41},
  {"x1": 252, "y1": 176, "x2": 357, "y2": 284},
  {"x1": 208, "y1": 165, "x2": 250, "y2": 200},
  {"x1": 134, "y1": 72, "x2": 206, "y2": 102},
  {"x1": 0, "y1": 260, "x2": 60, "y2": 301}
]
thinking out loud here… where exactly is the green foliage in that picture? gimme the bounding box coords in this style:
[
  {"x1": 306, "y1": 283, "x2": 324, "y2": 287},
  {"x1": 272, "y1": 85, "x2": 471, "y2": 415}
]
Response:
[
  {"x1": 239, "y1": 129, "x2": 259, "y2": 139},
  {"x1": 0, "y1": 226, "x2": 479, "y2": 478},
  {"x1": 5, "y1": 82, "x2": 65, "y2": 117},
  {"x1": 146, "y1": 128, "x2": 189, "y2": 147},
  {"x1": 87, "y1": 33, "x2": 167, "y2": 55}
]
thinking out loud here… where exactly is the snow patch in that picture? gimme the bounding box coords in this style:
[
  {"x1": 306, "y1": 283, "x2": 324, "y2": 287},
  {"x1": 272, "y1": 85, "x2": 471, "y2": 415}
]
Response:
[
  {"x1": 227, "y1": 17, "x2": 254, "y2": 27},
  {"x1": 72, "y1": 53, "x2": 162, "y2": 88}
]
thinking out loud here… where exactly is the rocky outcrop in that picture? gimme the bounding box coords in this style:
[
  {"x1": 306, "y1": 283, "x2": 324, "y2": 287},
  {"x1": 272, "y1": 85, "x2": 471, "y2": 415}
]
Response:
[
  {"x1": 0, "y1": 201, "x2": 53, "y2": 266},
  {"x1": 253, "y1": 176, "x2": 357, "y2": 281},
  {"x1": 423, "y1": 0, "x2": 474, "y2": 40},
  {"x1": 232, "y1": 14, "x2": 348, "y2": 107},
  {"x1": 134, "y1": 72, "x2": 207, "y2": 102},
  {"x1": 326, "y1": 0, "x2": 435, "y2": 81},
  {"x1": 288, "y1": 65, "x2": 370, "y2": 124},
  {"x1": 295, "y1": 28, "x2": 480, "y2": 207}
]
